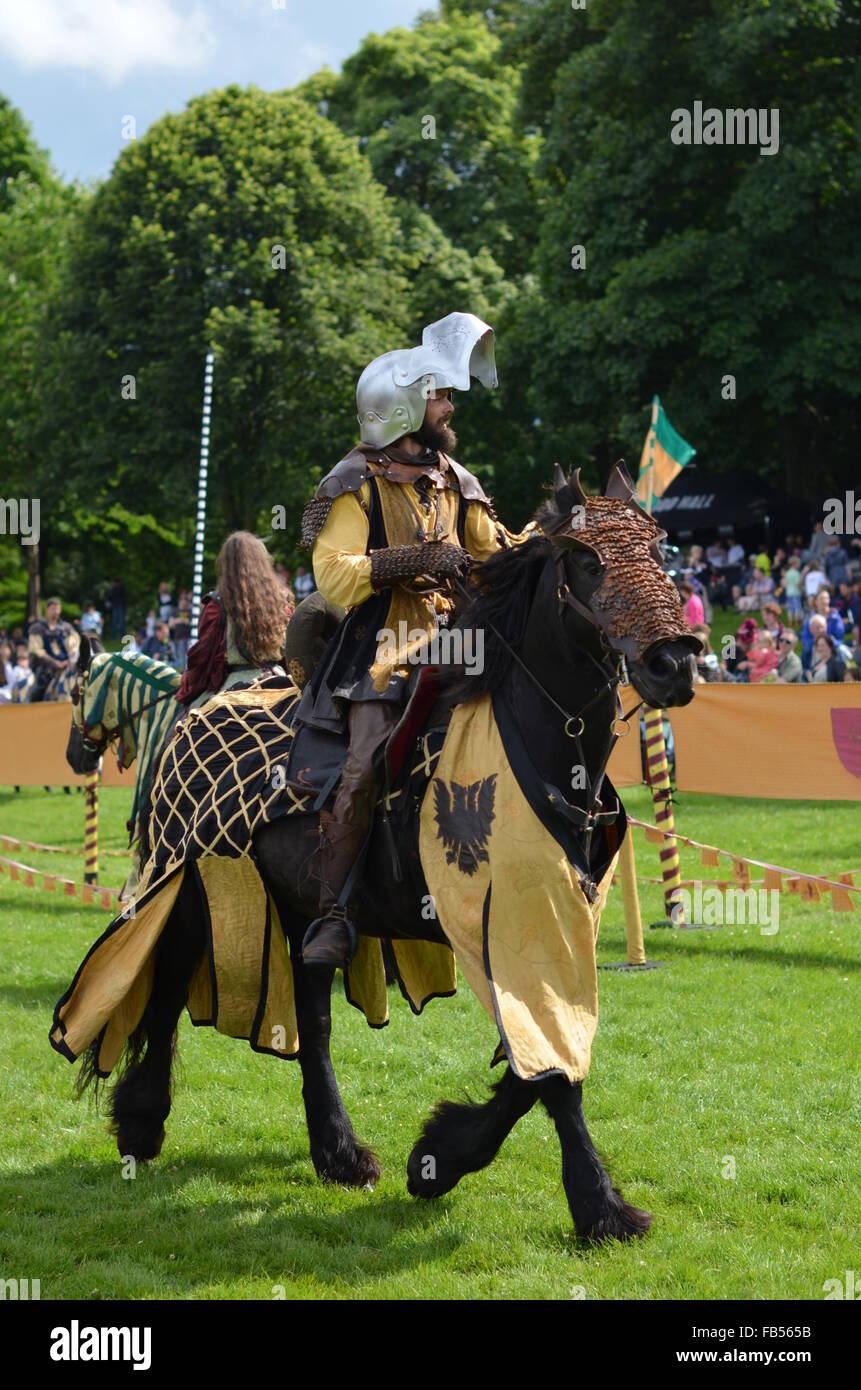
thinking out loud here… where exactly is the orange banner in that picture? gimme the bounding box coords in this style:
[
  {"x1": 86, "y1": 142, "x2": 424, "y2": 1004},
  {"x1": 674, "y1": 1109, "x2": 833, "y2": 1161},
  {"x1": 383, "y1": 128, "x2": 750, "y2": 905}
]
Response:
[
  {"x1": 667, "y1": 684, "x2": 861, "y2": 801},
  {"x1": 607, "y1": 683, "x2": 861, "y2": 800},
  {"x1": 2, "y1": 685, "x2": 859, "y2": 801},
  {"x1": 0, "y1": 704, "x2": 132, "y2": 788}
]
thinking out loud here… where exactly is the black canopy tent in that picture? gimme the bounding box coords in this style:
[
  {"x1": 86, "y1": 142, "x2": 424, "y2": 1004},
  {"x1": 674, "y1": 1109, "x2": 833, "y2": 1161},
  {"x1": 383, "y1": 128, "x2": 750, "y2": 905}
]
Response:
[{"x1": 651, "y1": 469, "x2": 807, "y2": 543}]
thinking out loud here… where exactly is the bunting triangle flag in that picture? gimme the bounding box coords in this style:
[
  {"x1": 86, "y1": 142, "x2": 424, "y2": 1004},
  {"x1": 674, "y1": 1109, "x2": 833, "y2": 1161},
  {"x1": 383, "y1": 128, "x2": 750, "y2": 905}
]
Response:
[{"x1": 637, "y1": 395, "x2": 697, "y2": 514}]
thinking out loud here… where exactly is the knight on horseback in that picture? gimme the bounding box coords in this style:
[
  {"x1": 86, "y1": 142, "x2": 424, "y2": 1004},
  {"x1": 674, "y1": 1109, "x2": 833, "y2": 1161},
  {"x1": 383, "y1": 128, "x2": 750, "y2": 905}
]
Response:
[
  {"x1": 297, "y1": 312, "x2": 530, "y2": 968},
  {"x1": 27, "y1": 596, "x2": 80, "y2": 703}
]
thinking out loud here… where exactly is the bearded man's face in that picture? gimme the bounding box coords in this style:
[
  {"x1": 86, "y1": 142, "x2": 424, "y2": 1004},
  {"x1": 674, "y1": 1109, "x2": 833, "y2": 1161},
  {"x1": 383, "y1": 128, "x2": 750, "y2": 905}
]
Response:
[{"x1": 416, "y1": 390, "x2": 457, "y2": 453}]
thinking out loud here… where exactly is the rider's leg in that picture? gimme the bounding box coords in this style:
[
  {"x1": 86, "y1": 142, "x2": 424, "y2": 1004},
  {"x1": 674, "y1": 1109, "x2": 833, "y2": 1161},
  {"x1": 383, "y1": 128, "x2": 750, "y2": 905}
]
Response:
[{"x1": 301, "y1": 700, "x2": 398, "y2": 967}]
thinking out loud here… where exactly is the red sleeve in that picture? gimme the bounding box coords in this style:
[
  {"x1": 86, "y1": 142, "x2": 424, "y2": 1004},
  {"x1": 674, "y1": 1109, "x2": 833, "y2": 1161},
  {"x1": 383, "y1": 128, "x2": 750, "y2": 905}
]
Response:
[{"x1": 177, "y1": 599, "x2": 228, "y2": 706}]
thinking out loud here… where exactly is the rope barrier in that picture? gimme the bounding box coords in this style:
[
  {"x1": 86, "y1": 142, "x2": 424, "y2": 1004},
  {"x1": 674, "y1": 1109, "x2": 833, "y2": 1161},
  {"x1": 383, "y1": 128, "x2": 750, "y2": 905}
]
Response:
[
  {"x1": 0, "y1": 832, "x2": 129, "y2": 857},
  {"x1": 0, "y1": 852, "x2": 121, "y2": 908},
  {"x1": 628, "y1": 815, "x2": 858, "y2": 907}
]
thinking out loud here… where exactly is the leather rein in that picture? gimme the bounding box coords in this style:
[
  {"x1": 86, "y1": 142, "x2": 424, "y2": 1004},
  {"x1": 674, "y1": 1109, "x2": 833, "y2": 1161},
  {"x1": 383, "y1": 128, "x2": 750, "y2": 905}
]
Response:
[{"x1": 452, "y1": 553, "x2": 643, "y2": 884}]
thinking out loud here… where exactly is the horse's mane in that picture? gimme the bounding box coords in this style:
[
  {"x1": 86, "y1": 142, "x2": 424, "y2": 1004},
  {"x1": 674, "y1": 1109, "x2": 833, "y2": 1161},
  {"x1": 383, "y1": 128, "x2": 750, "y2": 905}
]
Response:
[{"x1": 450, "y1": 534, "x2": 552, "y2": 698}]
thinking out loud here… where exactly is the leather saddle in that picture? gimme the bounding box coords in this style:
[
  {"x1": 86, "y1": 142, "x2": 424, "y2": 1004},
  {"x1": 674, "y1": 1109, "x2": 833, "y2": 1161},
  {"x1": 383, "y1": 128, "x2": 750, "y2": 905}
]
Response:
[{"x1": 282, "y1": 664, "x2": 453, "y2": 816}]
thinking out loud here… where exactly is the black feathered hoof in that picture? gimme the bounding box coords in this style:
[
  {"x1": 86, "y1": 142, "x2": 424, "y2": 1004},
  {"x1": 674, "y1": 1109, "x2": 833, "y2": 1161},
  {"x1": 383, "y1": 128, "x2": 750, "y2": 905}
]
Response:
[
  {"x1": 313, "y1": 1138, "x2": 381, "y2": 1189},
  {"x1": 114, "y1": 1121, "x2": 166, "y2": 1163},
  {"x1": 576, "y1": 1190, "x2": 653, "y2": 1244},
  {"x1": 109, "y1": 1065, "x2": 170, "y2": 1163},
  {"x1": 406, "y1": 1144, "x2": 460, "y2": 1199}
]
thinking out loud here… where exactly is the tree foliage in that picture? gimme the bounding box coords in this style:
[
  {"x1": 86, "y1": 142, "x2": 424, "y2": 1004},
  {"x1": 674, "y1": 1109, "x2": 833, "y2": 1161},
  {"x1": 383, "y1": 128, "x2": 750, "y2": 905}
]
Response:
[
  {"x1": 302, "y1": 9, "x2": 540, "y2": 280},
  {"x1": 505, "y1": 0, "x2": 861, "y2": 496},
  {"x1": 0, "y1": 94, "x2": 50, "y2": 208},
  {"x1": 1, "y1": 1, "x2": 858, "y2": 624},
  {"x1": 0, "y1": 147, "x2": 82, "y2": 617},
  {"x1": 44, "y1": 85, "x2": 416, "y2": 588}
]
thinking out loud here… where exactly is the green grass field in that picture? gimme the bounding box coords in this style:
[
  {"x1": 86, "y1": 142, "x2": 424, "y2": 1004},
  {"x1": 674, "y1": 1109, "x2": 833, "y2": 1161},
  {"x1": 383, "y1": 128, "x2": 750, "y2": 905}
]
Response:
[{"x1": 0, "y1": 781, "x2": 858, "y2": 1300}]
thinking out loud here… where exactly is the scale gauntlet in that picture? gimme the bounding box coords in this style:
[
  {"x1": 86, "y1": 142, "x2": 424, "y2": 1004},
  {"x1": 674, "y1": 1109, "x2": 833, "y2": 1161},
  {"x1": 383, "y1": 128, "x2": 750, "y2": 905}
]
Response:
[{"x1": 370, "y1": 540, "x2": 472, "y2": 591}]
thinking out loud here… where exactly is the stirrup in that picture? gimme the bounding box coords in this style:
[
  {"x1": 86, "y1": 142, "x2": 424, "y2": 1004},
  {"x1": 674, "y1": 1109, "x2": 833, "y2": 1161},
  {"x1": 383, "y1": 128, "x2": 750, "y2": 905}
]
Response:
[{"x1": 301, "y1": 913, "x2": 358, "y2": 968}]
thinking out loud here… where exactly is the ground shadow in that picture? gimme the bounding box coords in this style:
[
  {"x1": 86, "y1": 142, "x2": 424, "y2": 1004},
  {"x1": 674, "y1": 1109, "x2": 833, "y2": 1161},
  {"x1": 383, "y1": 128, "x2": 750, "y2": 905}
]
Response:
[
  {"x1": 0, "y1": 1146, "x2": 465, "y2": 1295},
  {"x1": 0, "y1": 981, "x2": 66, "y2": 1009}
]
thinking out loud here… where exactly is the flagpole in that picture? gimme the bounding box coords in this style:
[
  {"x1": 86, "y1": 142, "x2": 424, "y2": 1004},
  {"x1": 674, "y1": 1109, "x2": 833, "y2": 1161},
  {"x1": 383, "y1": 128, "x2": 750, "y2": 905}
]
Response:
[
  {"x1": 190, "y1": 351, "x2": 215, "y2": 643},
  {"x1": 642, "y1": 394, "x2": 684, "y2": 927},
  {"x1": 644, "y1": 395, "x2": 659, "y2": 519}
]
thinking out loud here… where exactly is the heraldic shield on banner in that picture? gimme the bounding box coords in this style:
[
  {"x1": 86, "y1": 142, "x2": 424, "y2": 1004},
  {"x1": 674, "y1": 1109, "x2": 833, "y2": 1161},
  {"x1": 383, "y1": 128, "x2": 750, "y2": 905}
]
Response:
[{"x1": 830, "y1": 708, "x2": 861, "y2": 778}]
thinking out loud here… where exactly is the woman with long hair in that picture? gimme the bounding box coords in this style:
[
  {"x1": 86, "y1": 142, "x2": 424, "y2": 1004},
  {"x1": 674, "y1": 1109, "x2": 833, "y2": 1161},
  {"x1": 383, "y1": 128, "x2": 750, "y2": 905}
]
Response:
[{"x1": 177, "y1": 532, "x2": 291, "y2": 708}]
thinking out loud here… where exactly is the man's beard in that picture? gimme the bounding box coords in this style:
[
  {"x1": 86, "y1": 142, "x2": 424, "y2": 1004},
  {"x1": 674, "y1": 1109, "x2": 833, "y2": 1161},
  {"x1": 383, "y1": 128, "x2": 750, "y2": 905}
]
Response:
[{"x1": 415, "y1": 417, "x2": 457, "y2": 454}]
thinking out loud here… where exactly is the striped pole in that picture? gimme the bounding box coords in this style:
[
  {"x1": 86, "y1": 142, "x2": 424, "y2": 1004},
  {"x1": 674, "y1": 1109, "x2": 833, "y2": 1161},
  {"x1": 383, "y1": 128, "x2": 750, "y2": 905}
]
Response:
[
  {"x1": 643, "y1": 705, "x2": 684, "y2": 924},
  {"x1": 639, "y1": 410, "x2": 683, "y2": 926},
  {"x1": 190, "y1": 351, "x2": 215, "y2": 642},
  {"x1": 83, "y1": 769, "x2": 99, "y2": 884}
]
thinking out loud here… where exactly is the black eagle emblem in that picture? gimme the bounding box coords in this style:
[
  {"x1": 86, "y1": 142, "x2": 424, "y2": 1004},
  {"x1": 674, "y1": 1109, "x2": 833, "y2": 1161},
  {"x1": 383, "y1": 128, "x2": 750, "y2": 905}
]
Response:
[{"x1": 433, "y1": 775, "x2": 497, "y2": 876}]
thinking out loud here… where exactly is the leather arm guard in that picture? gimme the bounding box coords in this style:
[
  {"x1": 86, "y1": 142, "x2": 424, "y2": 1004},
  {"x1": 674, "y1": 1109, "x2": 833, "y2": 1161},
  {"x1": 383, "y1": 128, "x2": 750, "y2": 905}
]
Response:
[{"x1": 370, "y1": 540, "x2": 472, "y2": 591}]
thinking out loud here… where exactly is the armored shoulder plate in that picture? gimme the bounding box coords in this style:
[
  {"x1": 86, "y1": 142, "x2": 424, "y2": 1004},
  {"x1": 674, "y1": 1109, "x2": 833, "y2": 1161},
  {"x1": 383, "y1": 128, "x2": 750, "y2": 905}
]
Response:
[
  {"x1": 444, "y1": 457, "x2": 497, "y2": 517},
  {"x1": 300, "y1": 448, "x2": 380, "y2": 549},
  {"x1": 300, "y1": 447, "x2": 497, "y2": 549}
]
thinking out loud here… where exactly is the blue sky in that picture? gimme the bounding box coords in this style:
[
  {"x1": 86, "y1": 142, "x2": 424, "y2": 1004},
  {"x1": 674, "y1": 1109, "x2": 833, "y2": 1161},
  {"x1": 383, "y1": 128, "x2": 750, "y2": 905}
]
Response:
[{"x1": 0, "y1": 0, "x2": 431, "y2": 184}]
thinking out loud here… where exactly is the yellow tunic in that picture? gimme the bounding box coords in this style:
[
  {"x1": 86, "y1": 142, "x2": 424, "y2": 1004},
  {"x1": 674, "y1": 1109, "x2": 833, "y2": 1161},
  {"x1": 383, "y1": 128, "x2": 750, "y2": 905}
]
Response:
[{"x1": 312, "y1": 469, "x2": 530, "y2": 691}]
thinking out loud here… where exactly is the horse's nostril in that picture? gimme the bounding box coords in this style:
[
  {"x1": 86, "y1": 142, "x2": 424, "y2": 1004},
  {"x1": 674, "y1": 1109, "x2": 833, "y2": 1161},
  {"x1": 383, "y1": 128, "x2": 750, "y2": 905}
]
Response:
[{"x1": 647, "y1": 648, "x2": 678, "y2": 679}]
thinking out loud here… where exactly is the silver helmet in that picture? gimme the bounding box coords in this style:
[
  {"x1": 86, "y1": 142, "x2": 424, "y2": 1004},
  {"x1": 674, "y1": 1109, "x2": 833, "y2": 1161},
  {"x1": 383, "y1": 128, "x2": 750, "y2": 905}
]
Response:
[{"x1": 356, "y1": 311, "x2": 498, "y2": 447}]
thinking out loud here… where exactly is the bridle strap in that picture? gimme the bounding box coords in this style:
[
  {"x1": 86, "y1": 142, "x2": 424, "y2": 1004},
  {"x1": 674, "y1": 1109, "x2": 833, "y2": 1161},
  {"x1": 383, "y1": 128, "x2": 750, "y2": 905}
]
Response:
[
  {"x1": 80, "y1": 682, "x2": 176, "y2": 757},
  {"x1": 452, "y1": 564, "x2": 645, "y2": 891},
  {"x1": 452, "y1": 570, "x2": 623, "y2": 734}
]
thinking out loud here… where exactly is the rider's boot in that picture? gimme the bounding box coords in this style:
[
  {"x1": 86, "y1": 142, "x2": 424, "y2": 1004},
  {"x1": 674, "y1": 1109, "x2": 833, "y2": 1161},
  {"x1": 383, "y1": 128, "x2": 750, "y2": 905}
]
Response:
[{"x1": 301, "y1": 810, "x2": 367, "y2": 967}]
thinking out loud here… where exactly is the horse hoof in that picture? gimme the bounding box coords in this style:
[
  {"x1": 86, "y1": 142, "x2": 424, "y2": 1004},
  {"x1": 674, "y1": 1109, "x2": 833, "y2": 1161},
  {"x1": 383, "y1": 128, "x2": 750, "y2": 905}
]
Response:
[
  {"x1": 115, "y1": 1123, "x2": 165, "y2": 1163},
  {"x1": 406, "y1": 1145, "x2": 459, "y2": 1199},
  {"x1": 577, "y1": 1194, "x2": 652, "y2": 1243},
  {"x1": 315, "y1": 1141, "x2": 381, "y2": 1188}
]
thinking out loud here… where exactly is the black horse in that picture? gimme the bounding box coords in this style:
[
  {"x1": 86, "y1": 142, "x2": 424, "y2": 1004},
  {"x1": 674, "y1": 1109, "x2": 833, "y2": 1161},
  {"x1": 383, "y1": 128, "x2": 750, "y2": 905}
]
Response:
[{"x1": 66, "y1": 465, "x2": 699, "y2": 1242}]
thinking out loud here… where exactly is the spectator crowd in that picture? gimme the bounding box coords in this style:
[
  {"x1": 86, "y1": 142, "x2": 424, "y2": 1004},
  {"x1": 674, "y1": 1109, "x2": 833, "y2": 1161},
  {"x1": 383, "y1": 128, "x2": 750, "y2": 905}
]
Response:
[
  {"x1": 677, "y1": 525, "x2": 861, "y2": 685},
  {"x1": 1, "y1": 563, "x2": 311, "y2": 702},
  {"x1": 1, "y1": 524, "x2": 857, "y2": 701}
]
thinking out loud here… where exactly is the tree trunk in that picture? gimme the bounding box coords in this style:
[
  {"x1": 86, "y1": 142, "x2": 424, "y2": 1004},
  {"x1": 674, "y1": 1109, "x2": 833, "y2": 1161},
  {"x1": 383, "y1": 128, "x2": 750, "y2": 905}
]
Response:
[
  {"x1": 25, "y1": 539, "x2": 41, "y2": 621},
  {"x1": 781, "y1": 414, "x2": 813, "y2": 501}
]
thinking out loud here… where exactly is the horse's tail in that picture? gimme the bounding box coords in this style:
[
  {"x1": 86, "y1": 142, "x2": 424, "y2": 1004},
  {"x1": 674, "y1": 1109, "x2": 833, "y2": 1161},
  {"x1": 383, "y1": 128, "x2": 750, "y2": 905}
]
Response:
[{"x1": 74, "y1": 1019, "x2": 149, "y2": 1102}]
